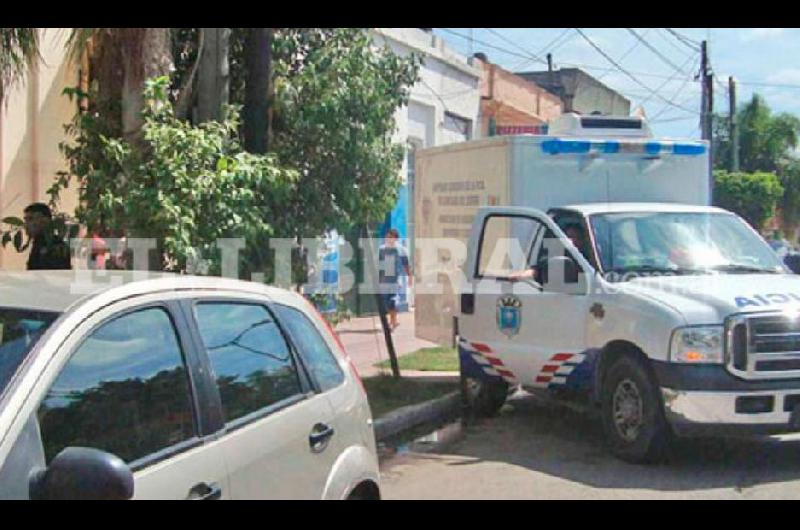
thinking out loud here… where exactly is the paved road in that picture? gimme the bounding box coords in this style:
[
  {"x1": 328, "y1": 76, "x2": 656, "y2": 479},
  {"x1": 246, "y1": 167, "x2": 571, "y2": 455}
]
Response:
[{"x1": 380, "y1": 392, "x2": 800, "y2": 499}]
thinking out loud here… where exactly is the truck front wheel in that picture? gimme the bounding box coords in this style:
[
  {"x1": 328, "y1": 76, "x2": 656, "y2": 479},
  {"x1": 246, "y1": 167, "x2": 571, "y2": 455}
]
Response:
[
  {"x1": 465, "y1": 378, "x2": 509, "y2": 417},
  {"x1": 601, "y1": 356, "x2": 670, "y2": 464}
]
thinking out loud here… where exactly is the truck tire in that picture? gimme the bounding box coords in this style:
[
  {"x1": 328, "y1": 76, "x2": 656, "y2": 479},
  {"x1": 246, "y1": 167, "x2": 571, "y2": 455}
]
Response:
[
  {"x1": 600, "y1": 356, "x2": 670, "y2": 464},
  {"x1": 466, "y1": 377, "x2": 509, "y2": 417}
]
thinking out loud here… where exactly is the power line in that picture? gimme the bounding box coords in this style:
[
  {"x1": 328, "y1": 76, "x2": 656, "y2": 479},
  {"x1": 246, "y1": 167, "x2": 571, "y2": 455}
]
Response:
[
  {"x1": 442, "y1": 29, "x2": 700, "y2": 83},
  {"x1": 537, "y1": 28, "x2": 574, "y2": 57},
  {"x1": 648, "y1": 58, "x2": 701, "y2": 120},
  {"x1": 573, "y1": 28, "x2": 697, "y2": 114},
  {"x1": 509, "y1": 29, "x2": 571, "y2": 71},
  {"x1": 655, "y1": 28, "x2": 695, "y2": 61},
  {"x1": 737, "y1": 80, "x2": 800, "y2": 90},
  {"x1": 596, "y1": 28, "x2": 651, "y2": 81},
  {"x1": 626, "y1": 28, "x2": 690, "y2": 75},
  {"x1": 439, "y1": 29, "x2": 800, "y2": 102},
  {"x1": 650, "y1": 114, "x2": 698, "y2": 123},
  {"x1": 640, "y1": 54, "x2": 699, "y2": 114},
  {"x1": 665, "y1": 28, "x2": 701, "y2": 50},
  {"x1": 546, "y1": 28, "x2": 577, "y2": 55},
  {"x1": 439, "y1": 28, "x2": 538, "y2": 62},
  {"x1": 484, "y1": 28, "x2": 547, "y2": 66}
]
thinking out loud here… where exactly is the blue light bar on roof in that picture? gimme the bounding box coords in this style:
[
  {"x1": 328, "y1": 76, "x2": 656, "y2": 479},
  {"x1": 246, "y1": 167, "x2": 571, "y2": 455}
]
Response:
[
  {"x1": 541, "y1": 139, "x2": 590, "y2": 154},
  {"x1": 541, "y1": 138, "x2": 707, "y2": 156},
  {"x1": 672, "y1": 143, "x2": 706, "y2": 155}
]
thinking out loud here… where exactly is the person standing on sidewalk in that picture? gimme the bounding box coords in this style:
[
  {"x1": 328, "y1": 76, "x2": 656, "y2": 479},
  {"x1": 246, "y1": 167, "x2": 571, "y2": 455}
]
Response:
[
  {"x1": 23, "y1": 203, "x2": 71, "y2": 271},
  {"x1": 378, "y1": 228, "x2": 412, "y2": 331}
]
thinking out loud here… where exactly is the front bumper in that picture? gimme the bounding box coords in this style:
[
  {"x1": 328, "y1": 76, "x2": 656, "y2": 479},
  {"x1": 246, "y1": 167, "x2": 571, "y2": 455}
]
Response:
[
  {"x1": 653, "y1": 361, "x2": 800, "y2": 436},
  {"x1": 662, "y1": 388, "x2": 800, "y2": 436}
]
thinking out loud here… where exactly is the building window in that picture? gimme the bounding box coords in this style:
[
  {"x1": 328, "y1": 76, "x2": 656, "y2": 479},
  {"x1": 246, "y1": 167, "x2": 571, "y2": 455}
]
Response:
[{"x1": 443, "y1": 112, "x2": 472, "y2": 141}]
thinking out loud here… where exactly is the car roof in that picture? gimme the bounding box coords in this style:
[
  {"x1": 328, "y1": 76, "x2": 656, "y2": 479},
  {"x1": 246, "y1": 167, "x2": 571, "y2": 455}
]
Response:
[
  {"x1": 0, "y1": 270, "x2": 300, "y2": 313},
  {"x1": 555, "y1": 202, "x2": 728, "y2": 216}
]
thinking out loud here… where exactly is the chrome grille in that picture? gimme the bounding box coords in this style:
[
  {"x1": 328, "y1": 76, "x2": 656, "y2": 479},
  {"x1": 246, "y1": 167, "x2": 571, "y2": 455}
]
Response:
[{"x1": 726, "y1": 312, "x2": 800, "y2": 380}]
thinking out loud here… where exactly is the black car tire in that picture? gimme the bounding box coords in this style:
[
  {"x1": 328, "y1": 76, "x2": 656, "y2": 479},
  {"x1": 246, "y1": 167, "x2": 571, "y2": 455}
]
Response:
[
  {"x1": 601, "y1": 355, "x2": 670, "y2": 464},
  {"x1": 466, "y1": 378, "x2": 509, "y2": 417}
]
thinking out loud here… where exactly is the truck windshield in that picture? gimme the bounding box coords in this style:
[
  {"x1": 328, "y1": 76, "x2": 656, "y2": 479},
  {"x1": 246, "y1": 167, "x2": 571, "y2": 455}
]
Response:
[
  {"x1": 589, "y1": 212, "x2": 785, "y2": 278},
  {"x1": 0, "y1": 308, "x2": 59, "y2": 397}
]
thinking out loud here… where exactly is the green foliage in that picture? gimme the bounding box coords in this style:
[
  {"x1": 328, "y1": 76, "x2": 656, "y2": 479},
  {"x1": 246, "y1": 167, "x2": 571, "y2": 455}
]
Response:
[
  {"x1": 780, "y1": 160, "x2": 800, "y2": 236},
  {"x1": 0, "y1": 28, "x2": 40, "y2": 98},
  {"x1": 713, "y1": 170, "x2": 784, "y2": 230},
  {"x1": 0, "y1": 214, "x2": 78, "y2": 254},
  {"x1": 269, "y1": 28, "x2": 421, "y2": 236},
  {"x1": 714, "y1": 94, "x2": 800, "y2": 173},
  {"x1": 374, "y1": 346, "x2": 458, "y2": 372},
  {"x1": 307, "y1": 292, "x2": 352, "y2": 327},
  {"x1": 362, "y1": 375, "x2": 459, "y2": 418},
  {"x1": 50, "y1": 76, "x2": 298, "y2": 273},
  {"x1": 714, "y1": 94, "x2": 800, "y2": 232}
]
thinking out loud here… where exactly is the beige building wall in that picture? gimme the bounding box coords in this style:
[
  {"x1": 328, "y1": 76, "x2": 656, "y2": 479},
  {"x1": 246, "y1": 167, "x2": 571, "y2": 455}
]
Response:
[{"x1": 0, "y1": 29, "x2": 79, "y2": 270}]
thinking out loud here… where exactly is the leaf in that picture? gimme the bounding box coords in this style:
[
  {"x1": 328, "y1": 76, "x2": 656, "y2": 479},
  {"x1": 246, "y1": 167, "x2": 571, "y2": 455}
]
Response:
[
  {"x1": 1, "y1": 232, "x2": 11, "y2": 248},
  {"x1": 2, "y1": 217, "x2": 24, "y2": 227},
  {"x1": 13, "y1": 231, "x2": 23, "y2": 252}
]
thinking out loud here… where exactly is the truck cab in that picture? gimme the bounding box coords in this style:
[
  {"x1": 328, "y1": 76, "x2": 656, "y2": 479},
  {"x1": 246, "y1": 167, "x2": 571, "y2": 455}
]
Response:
[{"x1": 460, "y1": 201, "x2": 800, "y2": 463}]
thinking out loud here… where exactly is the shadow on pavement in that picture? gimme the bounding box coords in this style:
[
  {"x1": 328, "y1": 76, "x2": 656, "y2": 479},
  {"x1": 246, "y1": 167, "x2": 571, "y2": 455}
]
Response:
[{"x1": 436, "y1": 393, "x2": 800, "y2": 492}]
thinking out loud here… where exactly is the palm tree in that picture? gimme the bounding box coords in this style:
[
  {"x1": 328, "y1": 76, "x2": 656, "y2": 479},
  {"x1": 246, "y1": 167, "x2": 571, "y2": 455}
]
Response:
[{"x1": 0, "y1": 28, "x2": 40, "y2": 100}]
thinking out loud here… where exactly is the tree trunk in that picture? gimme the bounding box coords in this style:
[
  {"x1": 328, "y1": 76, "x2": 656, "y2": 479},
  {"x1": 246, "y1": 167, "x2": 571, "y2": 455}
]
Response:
[
  {"x1": 244, "y1": 28, "x2": 272, "y2": 154},
  {"x1": 196, "y1": 28, "x2": 230, "y2": 123},
  {"x1": 119, "y1": 28, "x2": 174, "y2": 142}
]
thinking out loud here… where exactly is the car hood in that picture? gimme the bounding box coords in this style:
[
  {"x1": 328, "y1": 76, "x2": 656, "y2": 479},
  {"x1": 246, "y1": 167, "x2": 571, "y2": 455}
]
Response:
[{"x1": 616, "y1": 273, "x2": 800, "y2": 323}]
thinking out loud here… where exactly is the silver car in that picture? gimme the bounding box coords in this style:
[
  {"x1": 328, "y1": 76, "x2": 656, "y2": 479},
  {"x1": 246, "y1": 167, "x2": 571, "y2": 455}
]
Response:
[{"x1": 0, "y1": 271, "x2": 380, "y2": 500}]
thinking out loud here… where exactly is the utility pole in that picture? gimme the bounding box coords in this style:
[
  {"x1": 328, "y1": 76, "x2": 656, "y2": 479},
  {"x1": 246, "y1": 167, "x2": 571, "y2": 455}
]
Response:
[
  {"x1": 729, "y1": 76, "x2": 739, "y2": 172},
  {"x1": 699, "y1": 40, "x2": 714, "y2": 197},
  {"x1": 700, "y1": 40, "x2": 713, "y2": 142}
]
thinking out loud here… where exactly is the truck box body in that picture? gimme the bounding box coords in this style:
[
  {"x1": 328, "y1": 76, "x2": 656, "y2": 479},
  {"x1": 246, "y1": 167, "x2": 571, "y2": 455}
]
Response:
[{"x1": 414, "y1": 119, "x2": 710, "y2": 344}]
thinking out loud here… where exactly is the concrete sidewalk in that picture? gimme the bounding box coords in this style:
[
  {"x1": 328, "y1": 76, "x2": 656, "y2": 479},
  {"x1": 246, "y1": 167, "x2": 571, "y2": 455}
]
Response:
[{"x1": 335, "y1": 309, "x2": 447, "y2": 378}]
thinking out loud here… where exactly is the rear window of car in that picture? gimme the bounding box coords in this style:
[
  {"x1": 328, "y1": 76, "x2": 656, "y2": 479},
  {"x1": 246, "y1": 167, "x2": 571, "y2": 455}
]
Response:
[
  {"x1": 273, "y1": 304, "x2": 345, "y2": 392},
  {"x1": 0, "y1": 308, "x2": 59, "y2": 398}
]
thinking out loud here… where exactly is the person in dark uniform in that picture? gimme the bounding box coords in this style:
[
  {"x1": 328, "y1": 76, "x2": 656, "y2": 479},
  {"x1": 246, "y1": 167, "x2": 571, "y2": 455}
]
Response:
[
  {"x1": 509, "y1": 223, "x2": 588, "y2": 283},
  {"x1": 23, "y1": 203, "x2": 71, "y2": 270}
]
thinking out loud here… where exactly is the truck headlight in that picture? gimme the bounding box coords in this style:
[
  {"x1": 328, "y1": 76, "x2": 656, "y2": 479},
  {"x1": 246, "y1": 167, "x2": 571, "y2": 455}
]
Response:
[{"x1": 669, "y1": 326, "x2": 724, "y2": 364}]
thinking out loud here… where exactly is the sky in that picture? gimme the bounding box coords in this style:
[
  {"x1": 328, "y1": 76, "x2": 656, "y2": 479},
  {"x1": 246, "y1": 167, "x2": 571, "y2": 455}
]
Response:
[{"x1": 434, "y1": 28, "x2": 800, "y2": 140}]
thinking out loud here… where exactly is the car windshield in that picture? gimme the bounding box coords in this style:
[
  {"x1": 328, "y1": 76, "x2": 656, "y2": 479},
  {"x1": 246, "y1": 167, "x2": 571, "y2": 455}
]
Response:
[
  {"x1": 589, "y1": 211, "x2": 785, "y2": 278},
  {"x1": 0, "y1": 308, "x2": 59, "y2": 397}
]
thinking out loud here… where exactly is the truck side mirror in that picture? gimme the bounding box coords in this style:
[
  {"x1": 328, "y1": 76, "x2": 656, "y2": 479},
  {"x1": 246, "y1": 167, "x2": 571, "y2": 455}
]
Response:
[
  {"x1": 543, "y1": 256, "x2": 582, "y2": 293},
  {"x1": 29, "y1": 447, "x2": 134, "y2": 500}
]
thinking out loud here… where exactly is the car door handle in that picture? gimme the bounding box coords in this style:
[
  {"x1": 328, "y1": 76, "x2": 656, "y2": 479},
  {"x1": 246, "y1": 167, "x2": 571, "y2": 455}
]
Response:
[
  {"x1": 187, "y1": 482, "x2": 222, "y2": 500},
  {"x1": 309, "y1": 423, "x2": 335, "y2": 453}
]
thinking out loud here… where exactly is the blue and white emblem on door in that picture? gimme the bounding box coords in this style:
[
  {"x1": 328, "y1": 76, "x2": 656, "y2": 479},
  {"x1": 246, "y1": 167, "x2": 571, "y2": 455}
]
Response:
[{"x1": 496, "y1": 295, "x2": 522, "y2": 337}]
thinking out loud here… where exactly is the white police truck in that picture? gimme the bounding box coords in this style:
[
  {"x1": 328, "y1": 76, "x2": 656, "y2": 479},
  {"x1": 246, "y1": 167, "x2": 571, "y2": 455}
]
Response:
[{"x1": 415, "y1": 113, "x2": 800, "y2": 463}]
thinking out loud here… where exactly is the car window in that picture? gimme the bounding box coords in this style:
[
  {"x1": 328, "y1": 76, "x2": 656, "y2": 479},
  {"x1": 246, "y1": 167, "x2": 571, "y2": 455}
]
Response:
[
  {"x1": 273, "y1": 304, "x2": 345, "y2": 392},
  {"x1": 0, "y1": 308, "x2": 59, "y2": 399},
  {"x1": 37, "y1": 307, "x2": 196, "y2": 465},
  {"x1": 477, "y1": 215, "x2": 544, "y2": 278},
  {"x1": 194, "y1": 303, "x2": 303, "y2": 424}
]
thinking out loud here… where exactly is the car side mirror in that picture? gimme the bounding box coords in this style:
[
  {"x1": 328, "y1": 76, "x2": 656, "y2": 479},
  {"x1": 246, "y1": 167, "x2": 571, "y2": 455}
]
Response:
[
  {"x1": 29, "y1": 447, "x2": 134, "y2": 500},
  {"x1": 543, "y1": 256, "x2": 582, "y2": 293}
]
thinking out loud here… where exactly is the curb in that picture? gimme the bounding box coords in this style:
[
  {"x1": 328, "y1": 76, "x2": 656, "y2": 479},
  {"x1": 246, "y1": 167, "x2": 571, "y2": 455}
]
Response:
[{"x1": 373, "y1": 390, "x2": 462, "y2": 441}]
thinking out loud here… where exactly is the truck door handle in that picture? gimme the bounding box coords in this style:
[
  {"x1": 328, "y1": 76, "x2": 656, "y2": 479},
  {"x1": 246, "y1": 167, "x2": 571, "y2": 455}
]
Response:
[
  {"x1": 309, "y1": 423, "x2": 335, "y2": 453},
  {"x1": 461, "y1": 293, "x2": 474, "y2": 314},
  {"x1": 187, "y1": 482, "x2": 222, "y2": 500}
]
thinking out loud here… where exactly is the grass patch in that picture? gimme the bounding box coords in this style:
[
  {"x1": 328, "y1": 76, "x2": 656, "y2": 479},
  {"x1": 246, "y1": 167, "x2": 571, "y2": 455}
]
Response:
[
  {"x1": 374, "y1": 346, "x2": 458, "y2": 372},
  {"x1": 363, "y1": 375, "x2": 459, "y2": 418}
]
